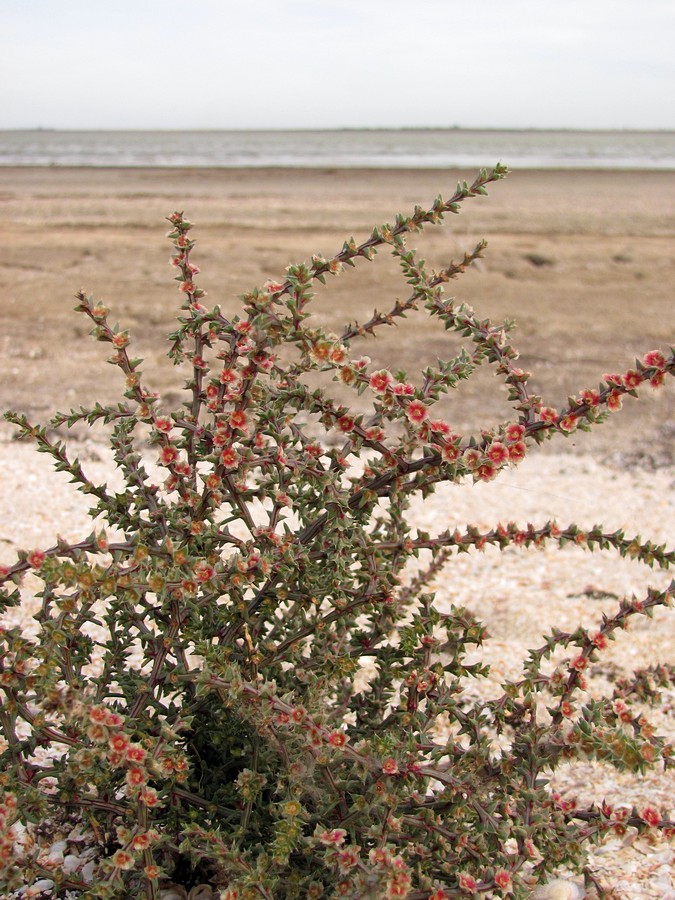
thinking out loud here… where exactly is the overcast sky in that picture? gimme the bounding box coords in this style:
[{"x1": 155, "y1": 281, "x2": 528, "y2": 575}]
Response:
[{"x1": 2, "y1": 0, "x2": 674, "y2": 131}]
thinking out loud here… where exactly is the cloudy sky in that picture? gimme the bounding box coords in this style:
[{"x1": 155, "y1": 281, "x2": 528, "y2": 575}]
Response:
[{"x1": 2, "y1": 0, "x2": 674, "y2": 131}]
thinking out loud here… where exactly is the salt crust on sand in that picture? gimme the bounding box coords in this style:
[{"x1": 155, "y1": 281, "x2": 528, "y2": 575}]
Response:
[{"x1": 1, "y1": 438, "x2": 673, "y2": 897}]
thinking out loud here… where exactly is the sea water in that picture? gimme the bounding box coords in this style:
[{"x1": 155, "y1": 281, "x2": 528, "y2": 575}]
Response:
[{"x1": 1, "y1": 128, "x2": 674, "y2": 169}]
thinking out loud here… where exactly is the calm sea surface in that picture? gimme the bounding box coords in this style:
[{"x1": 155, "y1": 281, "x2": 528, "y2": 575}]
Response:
[{"x1": 1, "y1": 129, "x2": 674, "y2": 170}]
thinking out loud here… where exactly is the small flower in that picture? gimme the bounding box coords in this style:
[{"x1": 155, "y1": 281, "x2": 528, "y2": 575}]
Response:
[
  {"x1": 109, "y1": 733, "x2": 130, "y2": 754},
  {"x1": 328, "y1": 731, "x2": 347, "y2": 748},
  {"x1": 27, "y1": 550, "x2": 46, "y2": 569},
  {"x1": 441, "y1": 442, "x2": 461, "y2": 463},
  {"x1": 229, "y1": 409, "x2": 248, "y2": 432},
  {"x1": 126, "y1": 766, "x2": 147, "y2": 788},
  {"x1": 139, "y1": 787, "x2": 160, "y2": 807},
  {"x1": 318, "y1": 828, "x2": 347, "y2": 847},
  {"x1": 112, "y1": 331, "x2": 130, "y2": 349},
  {"x1": 463, "y1": 448, "x2": 481, "y2": 469},
  {"x1": 458, "y1": 872, "x2": 477, "y2": 892},
  {"x1": 382, "y1": 757, "x2": 399, "y2": 775},
  {"x1": 132, "y1": 832, "x2": 151, "y2": 851},
  {"x1": 486, "y1": 441, "x2": 508, "y2": 466},
  {"x1": 580, "y1": 388, "x2": 600, "y2": 407},
  {"x1": 561, "y1": 700, "x2": 574, "y2": 717},
  {"x1": 559, "y1": 414, "x2": 577, "y2": 432},
  {"x1": 369, "y1": 369, "x2": 393, "y2": 392},
  {"x1": 592, "y1": 632, "x2": 608, "y2": 650},
  {"x1": 623, "y1": 369, "x2": 642, "y2": 389},
  {"x1": 570, "y1": 655, "x2": 587, "y2": 672},
  {"x1": 337, "y1": 366, "x2": 356, "y2": 385},
  {"x1": 335, "y1": 847, "x2": 360, "y2": 871},
  {"x1": 159, "y1": 445, "x2": 179, "y2": 466},
  {"x1": 643, "y1": 350, "x2": 666, "y2": 369},
  {"x1": 606, "y1": 390, "x2": 623, "y2": 411},
  {"x1": 508, "y1": 440, "x2": 526, "y2": 463},
  {"x1": 144, "y1": 865, "x2": 161, "y2": 880},
  {"x1": 126, "y1": 743, "x2": 147, "y2": 764},
  {"x1": 539, "y1": 406, "x2": 558, "y2": 423},
  {"x1": 393, "y1": 381, "x2": 415, "y2": 396},
  {"x1": 406, "y1": 400, "x2": 429, "y2": 426},
  {"x1": 640, "y1": 806, "x2": 661, "y2": 827},
  {"x1": 476, "y1": 463, "x2": 497, "y2": 482},
  {"x1": 111, "y1": 849, "x2": 134, "y2": 870},
  {"x1": 365, "y1": 426, "x2": 385, "y2": 442},
  {"x1": 336, "y1": 415, "x2": 355, "y2": 433},
  {"x1": 220, "y1": 447, "x2": 240, "y2": 469},
  {"x1": 493, "y1": 869, "x2": 512, "y2": 891},
  {"x1": 505, "y1": 423, "x2": 525, "y2": 443}
]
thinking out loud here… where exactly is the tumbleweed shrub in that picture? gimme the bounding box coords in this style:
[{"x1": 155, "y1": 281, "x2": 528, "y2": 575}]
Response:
[{"x1": 0, "y1": 164, "x2": 674, "y2": 899}]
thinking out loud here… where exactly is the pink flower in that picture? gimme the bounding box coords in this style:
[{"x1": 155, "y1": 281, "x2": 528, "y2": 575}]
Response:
[
  {"x1": 193, "y1": 561, "x2": 215, "y2": 583},
  {"x1": 508, "y1": 441, "x2": 526, "y2": 463},
  {"x1": 406, "y1": 399, "x2": 429, "y2": 424},
  {"x1": 126, "y1": 743, "x2": 147, "y2": 764},
  {"x1": 505, "y1": 423, "x2": 525, "y2": 443},
  {"x1": 643, "y1": 350, "x2": 666, "y2": 369},
  {"x1": 139, "y1": 787, "x2": 160, "y2": 807},
  {"x1": 109, "y1": 733, "x2": 130, "y2": 754},
  {"x1": 220, "y1": 447, "x2": 239, "y2": 469},
  {"x1": 429, "y1": 419, "x2": 451, "y2": 435},
  {"x1": 382, "y1": 757, "x2": 399, "y2": 775},
  {"x1": 159, "y1": 445, "x2": 178, "y2": 466},
  {"x1": 640, "y1": 806, "x2": 661, "y2": 827},
  {"x1": 539, "y1": 407, "x2": 558, "y2": 423},
  {"x1": 392, "y1": 381, "x2": 414, "y2": 396},
  {"x1": 623, "y1": 369, "x2": 642, "y2": 389},
  {"x1": 487, "y1": 441, "x2": 508, "y2": 466},
  {"x1": 229, "y1": 409, "x2": 248, "y2": 432},
  {"x1": 335, "y1": 847, "x2": 360, "y2": 871},
  {"x1": 318, "y1": 828, "x2": 347, "y2": 846},
  {"x1": 337, "y1": 415, "x2": 355, "y2": 433},
  {"x1": 328, "y1": 731, "x2": 347, "y2": 748},
  {"x1": 463, "y1": 448, "x2": 481, "y2": 469},
  {"x1": 476, "y1": 463, "x2": 497, "y2": 482},
  {"x1": 369, "y1": 369, "x2": 393, "y2": 393},
  {"x1": 126, "y1": 766, "x2": 147, "y2": 787},
  {"x1": 494, "y1": 869, "x2": 512, "y2": 891},
  {"x1": 458, "y1": 872, "x2": 477, "y2": 892},
  {"x1": 441, "y1": 443, "x2": 460, "y2": 463},
  {"x1": 220, "y1": 367, "x2": 240, "y2": 385},
  {"x1": 559, "y1": 414, "x2": 577, "y2": 432},
  {"x1": 580, "y1": 388, "x2": 600, "y2": 407},
  {"x1": 27, "y1": 550, "x2": 45, "y2": 569},
  {"x1": 606, "y1": 390, "x2": 623, "y2": 411}
]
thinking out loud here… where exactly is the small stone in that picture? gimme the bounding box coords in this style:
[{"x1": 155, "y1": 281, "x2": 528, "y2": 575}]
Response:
[{"x1": 530, "y1": 880, "x2": 584, "y2": 900}]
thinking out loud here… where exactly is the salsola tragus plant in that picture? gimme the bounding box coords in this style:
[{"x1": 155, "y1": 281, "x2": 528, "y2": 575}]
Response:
[{"x1": 0, "y1": 164, "x2": 673, "y2": 899}]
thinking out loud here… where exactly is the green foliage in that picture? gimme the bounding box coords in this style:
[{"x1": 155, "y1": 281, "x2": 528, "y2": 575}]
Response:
[{"x1": 0, "y1": 165, "x2": 673, "y2": 898}]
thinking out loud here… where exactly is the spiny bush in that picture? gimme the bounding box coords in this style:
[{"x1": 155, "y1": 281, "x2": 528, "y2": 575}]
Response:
[{"x1": 1, "y1": 165, "x2": 674, "y2": 899}]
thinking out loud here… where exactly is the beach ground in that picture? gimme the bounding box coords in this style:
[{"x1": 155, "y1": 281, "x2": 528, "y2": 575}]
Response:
[{"x1": 1, "y1": 166, "x2": 674, "y2": 897}]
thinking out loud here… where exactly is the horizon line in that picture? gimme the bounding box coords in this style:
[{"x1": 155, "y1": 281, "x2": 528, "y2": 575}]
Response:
[{"x1": 3, "y1": 126, "x2": 675, "y2": 134}]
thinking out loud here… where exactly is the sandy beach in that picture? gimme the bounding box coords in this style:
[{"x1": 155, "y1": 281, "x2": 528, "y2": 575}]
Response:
[
  {"x1": 1, "y1": 165, "x2": 673, "y2": 457},
  {"x1": 1, "y1": 166, "x2": 674, "y2": 897}
]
